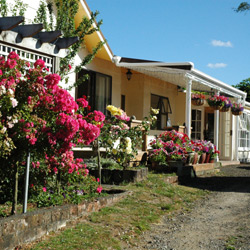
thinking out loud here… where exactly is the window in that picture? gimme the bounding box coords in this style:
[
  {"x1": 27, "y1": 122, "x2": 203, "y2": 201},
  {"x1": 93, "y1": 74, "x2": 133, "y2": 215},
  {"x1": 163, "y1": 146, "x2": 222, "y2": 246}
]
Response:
[
  {"x1": 76, "y1": 69, "x2": 112, "y2": 115},
  {"x1": 151, "y1": 94, "x2": 172, "y2": 130},
  {"x1": 121, "y1": 95, "x2": 125, "y2": 111},
  {"x1": 239, "y1": 113, "x2": 250, "y2": 149},
  {"x1": 191, "y1": 109, "x2": 202, "y2": 140}
]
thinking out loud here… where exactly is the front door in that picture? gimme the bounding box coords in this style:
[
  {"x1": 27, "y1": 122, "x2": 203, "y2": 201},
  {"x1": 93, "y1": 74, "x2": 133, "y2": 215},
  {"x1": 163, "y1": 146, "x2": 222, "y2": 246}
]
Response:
[{"x1": 204, "y1": 107, "x2": 214, "y2": 143}]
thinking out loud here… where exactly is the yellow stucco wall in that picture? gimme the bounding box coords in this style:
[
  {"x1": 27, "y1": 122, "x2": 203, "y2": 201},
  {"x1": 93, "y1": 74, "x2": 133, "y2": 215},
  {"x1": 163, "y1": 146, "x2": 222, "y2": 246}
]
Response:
[
  {"x1": 121, "y1": 70, "x2": 186, "y2": 126},
  {"x1": 73, "y1": 48, "x2": 121, "y2": 107}
]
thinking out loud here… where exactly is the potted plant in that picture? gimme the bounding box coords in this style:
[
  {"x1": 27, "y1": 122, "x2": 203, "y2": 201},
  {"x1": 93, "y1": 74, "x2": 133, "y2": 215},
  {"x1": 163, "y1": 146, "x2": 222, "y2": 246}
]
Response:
[
  {"x1": 231, "y1": 103, "x2": 244, "y2": 116},
  {"x1": 220, "y1": 97, "x2": 232, "y2": 112},
  {"x1": 207, "y1": 94, "x2": 227, "y2": 110},
  {"x1": 191, "y1": 92, "x2": 206, "y2": 106},
  {"x1": 210, "y1": 149, "x2": 220, "y2": 163},
  {"x1": 148, "y1": 148, "x2": 168, "y2": 168}
]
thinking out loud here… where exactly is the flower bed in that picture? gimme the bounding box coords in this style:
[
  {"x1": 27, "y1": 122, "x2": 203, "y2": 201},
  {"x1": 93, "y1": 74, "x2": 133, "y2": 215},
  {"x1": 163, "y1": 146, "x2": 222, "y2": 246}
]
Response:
[{"x1": 148, "y1": 130, "x2": 220, "y2": 167}]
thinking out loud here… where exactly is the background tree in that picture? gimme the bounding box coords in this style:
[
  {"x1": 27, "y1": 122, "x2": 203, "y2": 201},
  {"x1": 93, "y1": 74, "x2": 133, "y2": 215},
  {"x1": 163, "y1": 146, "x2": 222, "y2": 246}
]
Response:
[
  {"x1": 233, "y1": 78, "x2": 250, "y2": 102},
  {"x1": 235, "y1": 2, "x2": 250, "y2": 12}
]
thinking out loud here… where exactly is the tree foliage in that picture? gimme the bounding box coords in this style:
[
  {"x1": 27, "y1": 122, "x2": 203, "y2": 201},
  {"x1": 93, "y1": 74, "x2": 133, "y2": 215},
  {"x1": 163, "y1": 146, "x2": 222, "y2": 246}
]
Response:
[
  {"x1": 233, "y1": 78, "x2": 250, "y2": 102},
  {"x1": 235, "y1": 2, "x2": 250, "y2": 12}
]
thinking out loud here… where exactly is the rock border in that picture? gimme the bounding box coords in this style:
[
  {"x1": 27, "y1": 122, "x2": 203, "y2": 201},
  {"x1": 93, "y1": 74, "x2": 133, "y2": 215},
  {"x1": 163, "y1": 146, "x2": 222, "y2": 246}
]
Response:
[{"x1": 0, "y1": 190, "x2": 132, "y2": 250}]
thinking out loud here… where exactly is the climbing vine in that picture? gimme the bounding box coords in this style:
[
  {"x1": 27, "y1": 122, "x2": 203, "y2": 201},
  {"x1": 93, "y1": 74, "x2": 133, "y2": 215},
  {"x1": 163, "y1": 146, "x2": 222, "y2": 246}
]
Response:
[
  {"x1": 33, "y1": 0, "x2": 53, "y2": 31},
  {"x1": 0, "y1": 0, "x2": 8, "y2": 17},
  {"x1": 0, "y1": 0, "x2": 28, "y2": 18},
  {"x1": 0, "y1": 0, "x2": 105, "y2": 88},
  {"x1": 11, "y1": 0, "x2": 28, "y2": 17},
  {"x1": 33, "y1": 0, "x2": 105, "y2": 87}
]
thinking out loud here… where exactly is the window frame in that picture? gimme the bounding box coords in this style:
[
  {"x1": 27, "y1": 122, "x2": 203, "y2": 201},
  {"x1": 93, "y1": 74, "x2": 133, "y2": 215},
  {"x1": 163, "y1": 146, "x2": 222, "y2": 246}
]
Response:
[
  {"x1": 76, "y1": 69, "x2": 112, "y2": 115},
  {"x1": 191, "y1": 109, "x2": 202, "y2": 140},
  {"x1": 151, "y1": 94, "x2": 172, "y2": 130},
  {"x1": 238, "y1": 112, "x2": 250, "y2": 151}
]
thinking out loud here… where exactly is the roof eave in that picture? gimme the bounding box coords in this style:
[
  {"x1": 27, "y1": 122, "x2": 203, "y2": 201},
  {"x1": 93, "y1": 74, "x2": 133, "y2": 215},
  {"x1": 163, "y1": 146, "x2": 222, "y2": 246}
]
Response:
[{"x1": 78, "y1": 0, "x2": 114, "y2": 61}]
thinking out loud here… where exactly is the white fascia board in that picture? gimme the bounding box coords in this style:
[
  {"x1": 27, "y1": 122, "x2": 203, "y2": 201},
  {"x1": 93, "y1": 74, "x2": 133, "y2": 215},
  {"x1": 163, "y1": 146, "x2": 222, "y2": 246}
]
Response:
[
  {"x1": 245, "y1": 101, "x2": 250, "y2": 107},
  {"x1": 79, "y1": 0, "x2": 113, "y2": 61},
  {"x1": 114, "y1": 61, "x2": 193, "y2": 68},
  {"x1": 191, "y1": 68, "x2": 246, "y2": 99}
]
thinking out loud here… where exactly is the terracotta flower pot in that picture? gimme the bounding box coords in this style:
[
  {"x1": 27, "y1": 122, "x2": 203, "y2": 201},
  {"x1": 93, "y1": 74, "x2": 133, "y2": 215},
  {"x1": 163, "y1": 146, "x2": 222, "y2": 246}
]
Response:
[
  {"x1": 192, "y1": 152, "x2": 199, "y2": 164},
  {"x1": 209, "y1": 158, "x2": 215, "y2": 163},
  {"x1": 205, "y1": 153, "x2": 210, "y2": 163},
  {"x1": 199, "y1": 152, "x2": 206, "y2": 164}
]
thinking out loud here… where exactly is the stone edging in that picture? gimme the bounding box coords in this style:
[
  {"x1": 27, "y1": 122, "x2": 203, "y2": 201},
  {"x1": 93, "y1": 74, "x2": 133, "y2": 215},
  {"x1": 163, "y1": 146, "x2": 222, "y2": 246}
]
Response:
[{"x1": 0, "y1": 190, "x2": 132, "y2": 250}]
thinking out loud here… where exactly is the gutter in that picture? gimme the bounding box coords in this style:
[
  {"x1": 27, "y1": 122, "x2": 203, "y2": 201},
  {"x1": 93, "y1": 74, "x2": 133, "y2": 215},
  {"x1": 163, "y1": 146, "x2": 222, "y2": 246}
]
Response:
[
  {"x1": 112, "y1": 55, "x2": 193, "y2": 69},
  {"x1": 191, "y1": 68, "x2": 247, "y2": 101}
]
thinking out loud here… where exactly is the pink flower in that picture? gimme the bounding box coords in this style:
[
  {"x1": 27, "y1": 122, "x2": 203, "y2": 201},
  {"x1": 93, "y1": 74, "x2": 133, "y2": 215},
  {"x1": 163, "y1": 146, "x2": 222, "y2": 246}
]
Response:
[
  {"x1": 77, "y1": 97, "x2": 88, "y2": 108},
  {"x1": 34, "y1": 59, "x2": 45, "y2": 69},
  {"x1": 96, "y1": 185, "x2": 103, "y2": 194},
  {"x1": 43, "y1": 187, "x2": 47, "y2": 192},
  {"x1": 97, "y1": 178, "x2": 100, "y2": 182},
  {"x1": 68, "y1": 64, "x2": 72, "y2": 70},
  {"x1": 5, "y1": 59, "x2": 17, "y2": 69},
  {"x1": 0, "y1": 69, "x2": 2, "y2": 76},
  {"x1": 8, "y1": 51, "x2": 19, "y2": 60}
]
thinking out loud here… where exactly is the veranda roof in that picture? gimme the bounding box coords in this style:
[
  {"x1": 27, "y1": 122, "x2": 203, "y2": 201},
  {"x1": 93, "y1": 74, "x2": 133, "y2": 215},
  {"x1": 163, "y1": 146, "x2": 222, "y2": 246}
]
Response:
[{"x1": 113, "y1": 56, "x2": 246, "y2": 101}]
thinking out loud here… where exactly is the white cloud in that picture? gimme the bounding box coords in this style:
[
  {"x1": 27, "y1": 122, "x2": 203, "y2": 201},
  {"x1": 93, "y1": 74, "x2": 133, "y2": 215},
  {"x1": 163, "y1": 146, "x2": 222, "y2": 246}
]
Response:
[
  {"x1": 207, "y1": 63, "x2": 227, "y2": 69},
  {"x1": 211, "y1": 40, "x2": 233, "y2": 47}
]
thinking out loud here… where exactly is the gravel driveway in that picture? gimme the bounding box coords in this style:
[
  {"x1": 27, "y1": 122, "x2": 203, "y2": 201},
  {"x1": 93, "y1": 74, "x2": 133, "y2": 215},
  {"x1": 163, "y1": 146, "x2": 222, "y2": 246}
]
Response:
[{"x1": 132, "y1": 164, "x2": 250, "y2": 250}]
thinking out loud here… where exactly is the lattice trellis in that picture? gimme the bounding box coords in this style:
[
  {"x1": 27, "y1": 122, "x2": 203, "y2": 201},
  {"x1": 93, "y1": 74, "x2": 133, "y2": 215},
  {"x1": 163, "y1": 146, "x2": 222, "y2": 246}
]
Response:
[{"x1": 0, "y1": 42, "x2": 54, "y2": 72}]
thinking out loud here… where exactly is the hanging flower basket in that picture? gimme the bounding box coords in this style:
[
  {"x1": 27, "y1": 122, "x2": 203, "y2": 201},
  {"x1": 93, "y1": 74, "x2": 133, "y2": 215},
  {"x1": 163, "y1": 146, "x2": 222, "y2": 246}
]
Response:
[
  {"x1": 231, "y1": 109, "x2": 243, "y2": 116},
  {"x1": 191, "y1": 98, "x2": 204, "y2": 106},
  {"x1": 191, "y1": 92, "x2": 205, "y2": 106},
  {"x1": 211, "y1": 105, "x2": 222, "y2": 110},
  {"x1": 220, "y1": 106, "x2": 230, "y2": 112},
  {"x1": 231, "y1": 103, "x2": 244, "y2": 116},
  {"x1": 220, "y1": 98, "x2": 232, "y2": 113},
  {"x1": 207, "y1": 94, "x2": 227, "y2": 110}
]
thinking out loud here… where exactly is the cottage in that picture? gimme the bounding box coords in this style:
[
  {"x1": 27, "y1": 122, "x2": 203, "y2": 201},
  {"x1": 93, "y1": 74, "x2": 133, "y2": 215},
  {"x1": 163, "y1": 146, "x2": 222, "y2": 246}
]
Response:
[{"x1": 0, "y1": 0, "x2": 248, "y2": 163}]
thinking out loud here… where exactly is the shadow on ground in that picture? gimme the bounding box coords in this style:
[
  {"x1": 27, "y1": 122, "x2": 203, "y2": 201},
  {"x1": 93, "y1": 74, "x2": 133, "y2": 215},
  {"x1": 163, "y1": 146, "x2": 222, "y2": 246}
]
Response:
[{"x1": 179, "y1": 165, "x2": 250, "y2": 193}]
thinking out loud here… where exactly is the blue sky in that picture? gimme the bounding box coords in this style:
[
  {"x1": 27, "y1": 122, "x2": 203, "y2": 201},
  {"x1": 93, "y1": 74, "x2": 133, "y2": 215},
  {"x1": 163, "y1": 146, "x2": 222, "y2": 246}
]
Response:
[{"x1": 87, "y1": 0, "x2": 250, "y2": 86}]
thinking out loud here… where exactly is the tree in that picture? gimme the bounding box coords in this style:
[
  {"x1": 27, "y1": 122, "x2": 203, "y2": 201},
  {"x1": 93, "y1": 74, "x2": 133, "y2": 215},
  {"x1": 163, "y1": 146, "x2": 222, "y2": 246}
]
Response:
[
  {"x1": 235, "y1": 2, "x2": 250, "y2": 12},
  {"x1": 233, "y1": 78, "x2": 250, "y2": 102}
]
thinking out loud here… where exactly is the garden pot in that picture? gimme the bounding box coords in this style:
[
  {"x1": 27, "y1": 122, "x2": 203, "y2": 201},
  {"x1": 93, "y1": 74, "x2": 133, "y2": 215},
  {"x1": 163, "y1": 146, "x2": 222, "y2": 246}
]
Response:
[
  {"x1": 199, "y1": 152, "x2": 206, "y2": 164},
  {"x1": 231, "y1": 110, "x2": 243, "y2": 116},
  {"x1": 220, "y1": 106, "x2": 230, "y2": 112},
  {"x1": 192, "y1": 152, "x2": 199, "y2": 164},
  {"x1": 151, "y1": 161, "x2": 158, "y2": 169},
  {"x1": 191, "y1": 99, "x2": 204, "y2": 106},
  {"x1": 186, "y1": 152, "x2": 195, "y2": 165},
  {"x1": 209, "y1": 158, "x2": 215, "y2": 163},
  {"x1": 205, "y1": 153, "x2": 210, "y2": 163}
]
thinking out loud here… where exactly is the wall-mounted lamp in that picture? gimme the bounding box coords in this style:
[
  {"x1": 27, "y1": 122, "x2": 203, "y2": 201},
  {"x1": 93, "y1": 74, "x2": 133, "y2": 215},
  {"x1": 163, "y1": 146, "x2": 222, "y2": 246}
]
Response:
[{"x1": 126, "y1": 69, "x2": 132, "y2": 81}]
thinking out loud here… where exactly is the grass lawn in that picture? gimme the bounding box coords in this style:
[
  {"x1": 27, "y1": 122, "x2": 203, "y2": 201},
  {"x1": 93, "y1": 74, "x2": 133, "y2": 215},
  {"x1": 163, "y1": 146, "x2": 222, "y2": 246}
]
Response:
[{"x1": 29, "y1": 173, "x2": 209, "y2": 250}]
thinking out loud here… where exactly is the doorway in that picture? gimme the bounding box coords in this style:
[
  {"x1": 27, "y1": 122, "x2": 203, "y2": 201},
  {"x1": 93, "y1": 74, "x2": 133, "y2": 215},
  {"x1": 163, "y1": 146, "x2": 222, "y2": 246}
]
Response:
[{"x1": 204, "y1": 108, "x2": 214, "y2": 143}]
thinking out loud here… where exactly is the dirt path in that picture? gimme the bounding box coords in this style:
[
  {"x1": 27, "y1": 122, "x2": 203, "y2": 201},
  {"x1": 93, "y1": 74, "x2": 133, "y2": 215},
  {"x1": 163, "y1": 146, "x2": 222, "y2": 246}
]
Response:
[{"x1": 131, "y1": 164, "x2": 250, "y2": 250}]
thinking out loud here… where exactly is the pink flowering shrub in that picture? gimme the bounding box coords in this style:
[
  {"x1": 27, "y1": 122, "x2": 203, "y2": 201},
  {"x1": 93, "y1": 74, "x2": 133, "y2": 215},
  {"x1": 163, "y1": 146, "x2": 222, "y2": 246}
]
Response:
[{"x1": 0, "y1": 52, "x2": 104, "y2": 206}]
